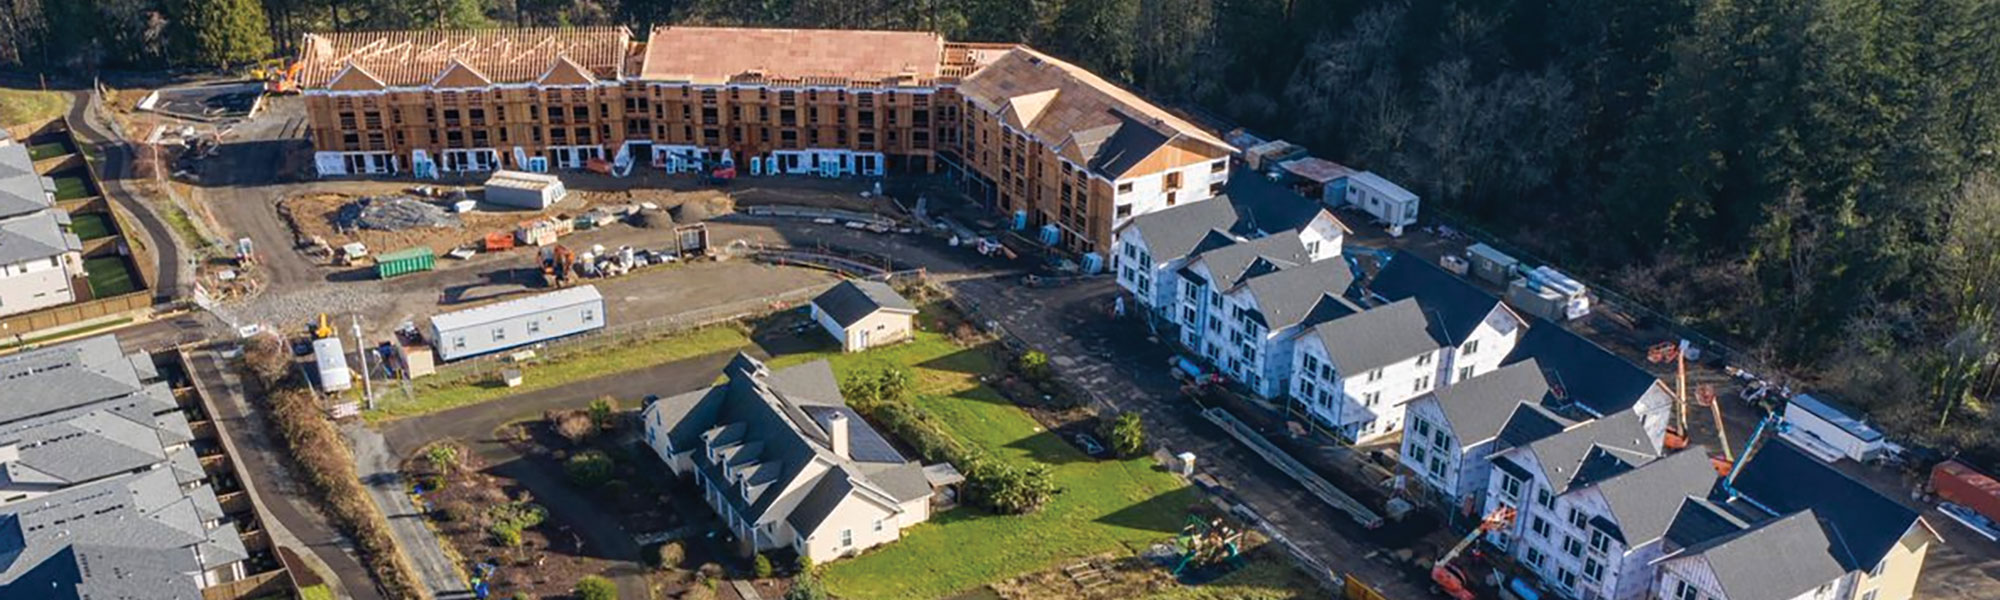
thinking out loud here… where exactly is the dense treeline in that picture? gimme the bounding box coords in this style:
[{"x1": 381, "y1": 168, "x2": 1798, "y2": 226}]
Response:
[{"x1": 6, "y1": 0, "x2": 2000, "y2": 452}]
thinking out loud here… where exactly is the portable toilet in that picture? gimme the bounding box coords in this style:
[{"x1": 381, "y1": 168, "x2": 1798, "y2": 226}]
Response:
[
  {"x1": 1081, "y1": 252, "x2": 1104, "y2": 274},
  {"x1": 1039, "y1": 224, "x2": 1060, "y2": 246},
  {"x1": 1012, "y1": 210, "x2": 1028, "y2": 230}
]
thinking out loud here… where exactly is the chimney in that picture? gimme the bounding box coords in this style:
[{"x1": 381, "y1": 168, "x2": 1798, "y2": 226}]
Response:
[{"x1": 828, "y1": 412, "x2": 850, "y2": 460}]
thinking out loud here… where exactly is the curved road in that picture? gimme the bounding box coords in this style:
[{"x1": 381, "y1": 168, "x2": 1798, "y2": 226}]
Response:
[{"x1": 64, "y1": 90, "x2": 188, "y2": 303}]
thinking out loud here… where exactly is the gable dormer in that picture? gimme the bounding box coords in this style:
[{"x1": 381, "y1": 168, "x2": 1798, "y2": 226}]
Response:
[
  {"x1": 326, "y1": 62, "x2": 387, "y2": 92},
  {"x1": 431, "y1": 59, "x2": 493, "y2": 89},
  {"x1": 540, "y1": 55, "x2": 597, "y2": 86},
  {"x1": 1002, "y1": 89, "x2": 1059, "y2": 130}
]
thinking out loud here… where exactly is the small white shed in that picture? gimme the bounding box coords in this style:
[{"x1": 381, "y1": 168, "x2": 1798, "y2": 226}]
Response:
[
  {"x1": 1339, "y1": 171, "x2": 1420, "y2": 231},
  {"x1": 313, "y1": 337, "x2": 352, "y2": 393},
  {"x1": 430, "y1": 285, "x2": 606, "y2": 361},
  {"x1": 484, "y1": 170, "x2": 567, "y2": 209},
  {"x1": 810, "y1": 280, "x2": 918, "y2": 352},
  {"x1": 1779, "y1": 393, "x2": 1886, "y2": 463}
]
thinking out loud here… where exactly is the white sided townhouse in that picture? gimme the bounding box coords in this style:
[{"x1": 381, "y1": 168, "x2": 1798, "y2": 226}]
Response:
[
  {"x1": 1399, "y1": 359, "x2": 1574, "y2": 512},
  {"x1": 1364, "y1": 251, "x2": 1525, "y2": 390},
  {"x1": 1114, "y1": 175, "x2": 1346, "y2": 320},
  {"x1": 1503, "y1": 317, "x2": 1677, "y2": 450},
  {"x1": 1178, "y1": 241, "x2": 1354, "y2": 397},
  {"x1": 1481, "y1": 411, "x2": 1701, "y2": 600},
  {"x1": 1290, "y1": 298, "x2": 1446, "y2": 441}
]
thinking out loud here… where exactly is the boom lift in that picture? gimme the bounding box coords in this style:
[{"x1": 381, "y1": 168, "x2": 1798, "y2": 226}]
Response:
[
  {"x1": 1647, "y1": 341, "x2": 1732, "y2": 460},
  {"x1": 1431, "y1": 506, "x2": 1516, "y2": 600}
]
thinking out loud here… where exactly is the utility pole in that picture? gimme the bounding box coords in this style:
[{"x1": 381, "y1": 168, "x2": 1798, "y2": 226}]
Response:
[{"x1": 352, "y1": 315, "x2": 373, "y2": 409}]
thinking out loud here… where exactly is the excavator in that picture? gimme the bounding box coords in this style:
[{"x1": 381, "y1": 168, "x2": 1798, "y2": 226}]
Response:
[
  {"x1": 1431, "y1": 506, "x2": 1516, "y2": 600},
  {"x1": 310, "y1": 313, "x2": 335, "y2": 339},
  {"x1": 539, "y1": 244, "x2": 576, "y2": 288}
]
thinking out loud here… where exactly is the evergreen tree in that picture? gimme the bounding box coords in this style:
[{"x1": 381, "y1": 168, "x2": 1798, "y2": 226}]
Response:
[{"x1": 174, "y1": 0, "x2": 273, "y2": 68}]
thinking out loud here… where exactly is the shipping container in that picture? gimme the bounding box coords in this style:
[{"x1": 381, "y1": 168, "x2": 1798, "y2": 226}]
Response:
[
  {"x1": 429, "y1": 285, "x2": 605, "y2": 361},
  {"x1": 376, "y1": 246, "x2": 436, "y2": 279},
  {"x1": 1934, "y1": 460, "x2": 2000, "y2": 524}
]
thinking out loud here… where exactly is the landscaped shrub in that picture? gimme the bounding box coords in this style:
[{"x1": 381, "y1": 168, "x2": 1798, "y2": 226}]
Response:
[
  {"x1": 655, "y1": 541, "x2": 685, "y2": 570},
  {"x1": 263, "y1": 385, "x2": 426, "y2": 599},
  {"x1": 425, "y1": 442, "x2": 461, "y2": 475},
  {"x1": 964, "y1": 458, "x2": 1056, "y2": 514},
  {"x1": 489, "y1": 521, "x2": 523, "y2": 547},
  {"x1": 588, "y1": 396, "x2": 619, "y2": 428},
  {"x1": 550, "y1": 409, "x2": 594, "y2": 444},
  {"x1": 565, "y1": 450, "x2": 614, "y2": 487},
  {"x1": 574, "y1": 575, "x2": 617, "y2": 600},
  {"x1": 754, "y1": 553, "x2": 773, "y2": 578},
  {"x1": 785, "y1": 570, "x2": 829, "y2": 600},
  {"x1": 1015, "y1": 350, "x2": 1052, "y2": 382},
  {"x1": 1103, "y1": 411, "x2": 1147, "y2": 458}
]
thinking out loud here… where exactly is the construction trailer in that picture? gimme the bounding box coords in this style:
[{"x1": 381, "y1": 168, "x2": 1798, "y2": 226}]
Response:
[
  {"x1": 313, "y1": 337, "x2": 352, "y2": 392},
  {"x1": 1465, "y1": 243, "x2": 1519, "y2": 286},
  {"x1": 429, "y1": 284, "x2": 605, "y2": 361},
  {"x1": 1779, "y1": 393, "x2": 1887, "y2": 463},
  {"x1": 1336, "y1": 171, "x2": 1420, "y2": 233},
  {"x1": 484, "y1": 170, "x2": 567, "y2": 209}
]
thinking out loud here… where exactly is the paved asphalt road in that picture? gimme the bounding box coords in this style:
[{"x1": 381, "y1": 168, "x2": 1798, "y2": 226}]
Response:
[
  {"x1": 187, "y1": 347, "x2": 387, "y2": 600},
  {"x1": 65, "y1": 90, "x2": 187, "y2": 302}
]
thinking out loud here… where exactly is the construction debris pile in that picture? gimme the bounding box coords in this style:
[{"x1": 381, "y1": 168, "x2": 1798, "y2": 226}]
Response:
[{"x1": 337, "y1": 196, "x2": 462, "y2": 232}]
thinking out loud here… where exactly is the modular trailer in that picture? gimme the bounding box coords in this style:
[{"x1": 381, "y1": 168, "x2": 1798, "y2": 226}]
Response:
[{"x1": 429, "y1": 285, "x2": 605, "y2": 361}]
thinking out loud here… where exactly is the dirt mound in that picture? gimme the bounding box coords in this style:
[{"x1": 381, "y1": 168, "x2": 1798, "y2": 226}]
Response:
[
  {"x1": 670, "y1": 193, "x2": 735, "y2": 222},
  {"x1": 337, "y1": 196, "x2": 461, "y2": 231}
]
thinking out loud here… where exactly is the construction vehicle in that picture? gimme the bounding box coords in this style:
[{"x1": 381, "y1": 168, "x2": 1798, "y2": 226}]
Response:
[
  {"x1": 1647, "y1": 341, "x2": 1731, "y2": 458},
  {"x1": 1714, "y1": 411, "x2": 1789, "y2": 479},
  {"x1": 1431, "y1": 506, "x2": 1516, "y2": 600},
  {"x1": 703, "y1": 165, "x2": 737, "y2": 186},
  {"x1": 311, "y1": 313, "x2": 335, "y2": 339},
  {"x1": 539, "y1": 244, "x2": 576, "y2": 288}
]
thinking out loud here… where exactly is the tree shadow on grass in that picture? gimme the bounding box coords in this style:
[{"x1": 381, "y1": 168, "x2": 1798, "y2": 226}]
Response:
[
  {"x1": 916, "y1": 345, "x2": 999, "y2": 376},
  {"x1": 1093, "y1": 488, "x2": 1202, "y2": 534},
  {"x1": 1000, "y1": 428, "x2": 1096, "y2": 466}
]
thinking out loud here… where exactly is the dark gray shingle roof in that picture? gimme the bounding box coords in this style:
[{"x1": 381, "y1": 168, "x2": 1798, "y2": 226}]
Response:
[
  {"x1": 1505, "y1": 316, "x2": 1661, "y2": 416},
  {"x1": 813, "y1": 280, "x2": 917, "y2": 328},
  {"x1": 1590, "y1": 449, "x2": 1721, "y2": 545},
  {"x1": 1520, "y1": 410, "x2": 1655, "y2": 493},
  {"x1": 1185, "y1": 234, "x2": 1309, "y2": 289},
  {"x1": 1311, "y1": 298, "x2": 1436, "y2": 373},
  {"x1": 1240, "y1": 259, "x2": 1358, "y2": 332},
  {"x1": 1678, "y1": 510, "x2": 1851, "y2": 600},
  {"x1": 1431, "y1": 360, "x2": 1553, "y2": 446},
  {"x1": 0, "y1": 143, "x2": 55, "y2": 219},
  {"x1": 1119, "y1": 198, "x2": 1240, "y2": 260},
  {"x1": 1366, "y1": 250, "x2": 1507, "y2": 347},
  {"x1": 1729, "y1": 438, "x2": 1923, "y2": 572}
]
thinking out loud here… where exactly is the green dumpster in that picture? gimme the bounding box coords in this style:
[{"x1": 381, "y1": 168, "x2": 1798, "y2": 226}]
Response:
[{"x1": 376, "y1": 246, "x2": 436, "y2": 279}]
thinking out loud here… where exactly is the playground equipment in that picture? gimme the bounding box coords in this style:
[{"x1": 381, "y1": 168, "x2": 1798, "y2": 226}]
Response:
[
  {"x1": 1431, "y1": 506, "x2": 1516, "y2": 600},
  {"x1": 1171, "y1": 515, "x2": 1246, "y2": 577}
]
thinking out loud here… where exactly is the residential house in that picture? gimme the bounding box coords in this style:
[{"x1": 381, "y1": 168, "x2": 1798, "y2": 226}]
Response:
[
  {"x1": 1399, "y1": 359, "x2": 1572, "y2": 512},
  {"x1": 1651, "y1": 439, "x2": 1935, "y2": 600},
  {"x1": 0, "y1": 141, "x2": 84, "y2": 317},
  {"x1": 1504, "y1": 316, "x2": 1676, "y2": 450},
  {"x1": 1483, "y1": 410, "x2": 1683, "y2": 599},
  {"x1": 1178, "y1": 237, "x2": 1355, "y2": 397},
  {"x1": 1364, "y1": 250, "x2": 1524, "y2": 389},
  {"x1": 0, "y1": 335, "x2": 250, "y2": 597},
  {"x1": 642, "y1": 353, "x2": 941, "y2": 562},
  {"x1": 1290, "y1": 298, "x2": 1446, "y2": 441},
  {"x1": 809, "y1": 280, "x2": 918, "y2": 352},
  {"x1": 1114, "y1": 173, "x2": 1346, "y2": 320}
]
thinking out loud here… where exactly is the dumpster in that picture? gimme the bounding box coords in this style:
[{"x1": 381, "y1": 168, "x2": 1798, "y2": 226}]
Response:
[
  {"x1": 1935, "y1": 460, "x2": 2000, "y2": 524},
  {"x1": 484, "y1": 232, "x2": 515, "y2": 252},
  {"x1": 376, "y1": 246, "x2": 436, "y2": 279}
]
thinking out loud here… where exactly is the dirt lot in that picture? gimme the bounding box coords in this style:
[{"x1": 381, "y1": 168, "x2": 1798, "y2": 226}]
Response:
[{"x1": 277, "y1": 185, "x2": 736, "y2": 258}]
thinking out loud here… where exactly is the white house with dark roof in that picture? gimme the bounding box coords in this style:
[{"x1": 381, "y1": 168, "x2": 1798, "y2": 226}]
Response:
[
  {"x1": 1399, "y1": 359, "x2": 1573, "y2": 511},
  {"x1": 809, "y1": 280, "x2": 918, "y2": 352},
  {"x1": 1114, "y1": 174, "x2": 1347, "y2": 321},
  {"x1": 1290, "y1": 298, "x2": 1445, "y2": 441},
  {"x1": 1365, "y1": 250, "x2": 1525, "y2": 389},
  {"x1": 642, "y1": 353, "x2": 942, "y2": 562},
  {"x1": 1183, "y1": 250, "x2": 1356, "y2": 398},
  {"x1": 1482, "y1": 410, "x2": 1682, "y2": 599},
  {"x1": 1502, "y1": 314, "x2": 1676, "y2": 451},
  {"x1": 0, "y1": 141, "x2": 84, "y2": 317},
  {"x1": 0, "y1": 335, "x2": 249, "y2": 598}
]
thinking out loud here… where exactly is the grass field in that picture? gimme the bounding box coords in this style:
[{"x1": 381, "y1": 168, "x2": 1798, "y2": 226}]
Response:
[
  {"x1": 52, "y1": 176, "x2": 91, "y2": 200},
  {"x1": 794, "y1": 323, "x2": 1206, "y2": 600},
  {"x1": 364, "y1": 324, "x2": 753, "y2": 422},
  {"x1": 296, "y1": 585, "x2": 334, "y2": 600},
  {"x1": 27, "y1": 141, "x2": 70, "y2": 161},
  {"x1": 69, "y1": 212, "x2": 115, "y2": 240},
  {"x1": 0, "y1": 88, "x2": 68, "y2": 127},
  {"x1": 83, "y1": 256, "x2": 139, "y2": 296}
]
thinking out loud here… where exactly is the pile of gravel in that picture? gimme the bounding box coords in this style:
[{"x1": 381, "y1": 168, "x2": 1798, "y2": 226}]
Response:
[
  {"x1": 337, "y1": 196, "x2": 462, "y2": 231},
  {"x1": 671, "y1": 195, "x2": 735, "y2": 223}
]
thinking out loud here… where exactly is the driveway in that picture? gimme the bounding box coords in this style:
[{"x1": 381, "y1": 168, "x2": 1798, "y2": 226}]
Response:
[
  {"x1": 346, "y1": 424, "x2": 476, "y2": 599},
  {"x1": 66, "y1": 89, "x2": 187, "y2": 302}
]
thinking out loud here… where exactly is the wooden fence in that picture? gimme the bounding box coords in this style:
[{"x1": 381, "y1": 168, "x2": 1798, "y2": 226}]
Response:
[{"x1": 0, "y1": 291, "x2": 150, "y2": 336}]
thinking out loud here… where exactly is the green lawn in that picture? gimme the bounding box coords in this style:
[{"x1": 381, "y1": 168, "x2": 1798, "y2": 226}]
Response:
[
  {"x1": 27, "y1": 141, "x2": 70, "y2": 161},
  {"x1": 83, "y1": 256, "x2": 139, "y2": 297},
  {"x1": 799, "y1": 325, "x2": 1203, "y2": 600},
  {"x1": 69, "y1": 212, "x2": 115, "y2": 240},
  {"x1": 364, "y1": 324, "x2": 754, "y2": 422},
  {"x1": 52, "y1": 176, "x2": 91, "y2": 200},
  {"x1": 297, "y1": 585, "x2": 334, "y2": 600},
  {"x1": 0, "y1": 88, "x2": 68, "y2": 127}
]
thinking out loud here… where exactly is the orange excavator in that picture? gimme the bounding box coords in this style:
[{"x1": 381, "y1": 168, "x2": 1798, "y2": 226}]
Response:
[
  {"x1": 540, "y1": 244, "x2": 575, "y2": 288},
  {"x1": 1432, "y1": 507, "x2": 1516, "y2": 600}
]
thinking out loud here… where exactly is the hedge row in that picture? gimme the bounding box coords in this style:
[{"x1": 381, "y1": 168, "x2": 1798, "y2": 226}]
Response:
[{"x1": 250, "y1": 334, "x2": 430, "y2": 600}]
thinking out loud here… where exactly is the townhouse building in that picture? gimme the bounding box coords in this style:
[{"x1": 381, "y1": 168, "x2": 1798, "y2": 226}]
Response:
[
  {"x1": 1504, "y1": 316, "x2": 1677, "y2": 450},
  {"x1": 1114, "y1": 174, "x2": 1345, "y2": 320},
  {"x1": 1173, "y1": 234, "x2": 1353, "y2": 396},
  {"x1": 1290, "y1": 298, "x2": 1446, "y2": 441},
  {"x1": 1399, "y1": 359, "x2": 1573, "y2": 512},
  {"x1": 294, "y1": 26, "x2": 1230, "y2": 254},
  {"x1": 0, "y1": 141, "x2": 84, "y2": 317},
  {"x1": 1364, "y1": 251, "x2": 1524, "y2": 388},
  {"x1": 643, "y1": 353, "x2": 943, "y2": 562},
  {"x1": 0, "y1": 335, "x2": 251, "y2": 596},
  {"x1": 1650, "y1": 439, "x2": 1934, "y2": 600},
  {"x1": 1481, "y1": 411, "x2": 1690, "y2": 599}
]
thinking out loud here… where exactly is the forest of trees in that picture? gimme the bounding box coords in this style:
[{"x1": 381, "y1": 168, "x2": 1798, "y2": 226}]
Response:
[{"x1": 4, "y1": 0, "x2": 1999, "y2": 454}]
